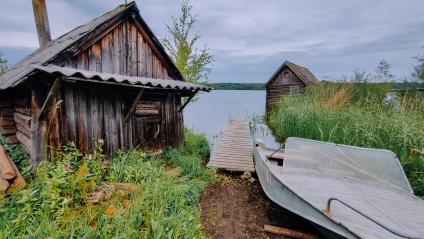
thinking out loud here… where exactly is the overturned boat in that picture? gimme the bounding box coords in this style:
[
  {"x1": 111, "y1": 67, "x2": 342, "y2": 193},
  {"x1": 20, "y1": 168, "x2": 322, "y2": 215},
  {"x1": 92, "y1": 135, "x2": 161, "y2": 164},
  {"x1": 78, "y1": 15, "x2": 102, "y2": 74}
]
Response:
[{"x1": 254, "y1": 137, "x2": 424, "y2": 239}]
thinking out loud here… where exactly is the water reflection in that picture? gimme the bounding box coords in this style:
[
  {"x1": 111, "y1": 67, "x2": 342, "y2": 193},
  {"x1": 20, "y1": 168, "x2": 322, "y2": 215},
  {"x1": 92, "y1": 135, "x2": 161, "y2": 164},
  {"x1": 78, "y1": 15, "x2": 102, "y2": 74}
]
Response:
[
  {"x1": 184, "y1": 90, "x2": 280, "y2": 149},
  {"x1": 251, "y1": 121, "x2": 281, "y2": 149}
]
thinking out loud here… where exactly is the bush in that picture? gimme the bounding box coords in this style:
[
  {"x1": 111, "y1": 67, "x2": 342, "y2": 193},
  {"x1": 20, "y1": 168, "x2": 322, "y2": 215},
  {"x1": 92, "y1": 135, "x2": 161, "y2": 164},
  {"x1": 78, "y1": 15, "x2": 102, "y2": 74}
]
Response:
[
  {"x1": 0, "y1": 131, "x2": 215, "y2": 238},
  {"x1": 268, "y1": 82, "x2": 424, "y2": 197}
]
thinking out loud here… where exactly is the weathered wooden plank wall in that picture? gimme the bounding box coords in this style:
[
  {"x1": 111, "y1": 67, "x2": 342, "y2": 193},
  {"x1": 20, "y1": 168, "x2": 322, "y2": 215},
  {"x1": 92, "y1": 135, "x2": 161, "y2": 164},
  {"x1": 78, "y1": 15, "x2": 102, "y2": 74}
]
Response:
[
  {"x1": 59, "y1": 82, "x2": 183, "y2": 155},
  {"x1": 266, "y1": 67, "x2": 305, "y2": 111},
  {"x1": 64, "y1": 21, "x2": 172, "y2": 80},
  {"x1": 1, "y1": 16, "x2": 185, "y2": 165},
  {"x1": 59, "y1": 18, "x2": 185, "y2": 155}
]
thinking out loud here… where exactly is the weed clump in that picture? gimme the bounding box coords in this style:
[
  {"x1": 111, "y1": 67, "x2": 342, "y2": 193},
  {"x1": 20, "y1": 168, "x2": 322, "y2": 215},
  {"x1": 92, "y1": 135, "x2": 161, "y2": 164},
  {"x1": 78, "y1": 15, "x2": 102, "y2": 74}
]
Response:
[{"x1": 0, "y1": 130, "x2": 215, "y2": 238}]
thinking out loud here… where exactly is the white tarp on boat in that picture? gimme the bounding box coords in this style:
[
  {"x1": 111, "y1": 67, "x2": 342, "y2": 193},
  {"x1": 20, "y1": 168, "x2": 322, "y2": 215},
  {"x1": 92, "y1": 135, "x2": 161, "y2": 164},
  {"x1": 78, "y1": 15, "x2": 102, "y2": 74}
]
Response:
[{"x1": 280, "y1": 138, "x2": 424, "y2": 239}]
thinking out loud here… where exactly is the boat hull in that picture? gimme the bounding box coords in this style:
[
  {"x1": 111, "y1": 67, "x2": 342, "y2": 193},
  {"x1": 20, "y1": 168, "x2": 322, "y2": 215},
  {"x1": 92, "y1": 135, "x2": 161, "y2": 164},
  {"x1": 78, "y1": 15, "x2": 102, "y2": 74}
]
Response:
[{"x1": 253, "y1": 141, "x2": 358, "y2": 239}]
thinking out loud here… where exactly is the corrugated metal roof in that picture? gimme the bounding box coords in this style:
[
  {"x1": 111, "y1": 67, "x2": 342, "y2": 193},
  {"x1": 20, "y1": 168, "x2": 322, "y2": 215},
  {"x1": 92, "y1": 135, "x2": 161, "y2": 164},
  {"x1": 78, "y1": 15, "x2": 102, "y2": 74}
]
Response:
[
  {"x1": 0, "y1": 2, "x2": 184, "y2": 90},
  {"x1": 266, "y1": 60, "x2": 319, "y2": 86},
  {"x1": 31, "y1": 64, "x2": 211, "y2": 91}
]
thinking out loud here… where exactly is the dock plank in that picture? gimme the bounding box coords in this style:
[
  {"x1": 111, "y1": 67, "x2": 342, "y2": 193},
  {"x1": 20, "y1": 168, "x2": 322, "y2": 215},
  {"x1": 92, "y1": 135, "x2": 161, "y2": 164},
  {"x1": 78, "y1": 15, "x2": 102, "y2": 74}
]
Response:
[{"x1": 207, "y1": 119, "x2": 255, "y2": 172}]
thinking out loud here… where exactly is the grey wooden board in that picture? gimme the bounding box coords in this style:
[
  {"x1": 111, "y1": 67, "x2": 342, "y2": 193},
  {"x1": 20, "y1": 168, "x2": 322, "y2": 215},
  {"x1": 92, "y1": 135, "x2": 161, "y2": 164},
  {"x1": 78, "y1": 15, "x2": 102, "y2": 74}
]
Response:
[{"x1": 207, "y1": 119, "x2": 255, "y2": 172}]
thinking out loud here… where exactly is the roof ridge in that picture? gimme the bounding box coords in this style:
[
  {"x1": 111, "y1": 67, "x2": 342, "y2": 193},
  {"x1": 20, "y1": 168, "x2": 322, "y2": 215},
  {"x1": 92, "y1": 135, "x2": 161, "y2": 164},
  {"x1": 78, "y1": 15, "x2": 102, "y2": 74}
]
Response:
[
  {"x1": 266, "y1": 60, "x2": 319, "y2": 86},
  {"x1": 0, "y1": 1, "x2": 184, "y2": 89}
]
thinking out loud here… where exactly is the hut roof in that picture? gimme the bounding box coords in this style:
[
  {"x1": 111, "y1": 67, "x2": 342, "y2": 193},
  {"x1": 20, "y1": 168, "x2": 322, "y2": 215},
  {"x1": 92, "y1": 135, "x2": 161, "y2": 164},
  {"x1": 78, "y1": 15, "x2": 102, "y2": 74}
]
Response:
[
  {"x1": 0, "y1": 2, "x2": 184, "y2": 90},
  {"x1": 266, "y1": 60, "x2": 319, "y2": 86},
  {"x1": 32, "y1": 64, "x2": 211, "y2": 91}
]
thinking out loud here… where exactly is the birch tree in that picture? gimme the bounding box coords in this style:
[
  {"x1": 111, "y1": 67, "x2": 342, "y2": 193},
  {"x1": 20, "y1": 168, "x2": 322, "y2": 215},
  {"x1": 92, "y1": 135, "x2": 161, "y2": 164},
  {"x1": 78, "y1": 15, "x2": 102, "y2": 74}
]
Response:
[{"x1": 162, "y1": 0, "x2": 214, "y2": 84}]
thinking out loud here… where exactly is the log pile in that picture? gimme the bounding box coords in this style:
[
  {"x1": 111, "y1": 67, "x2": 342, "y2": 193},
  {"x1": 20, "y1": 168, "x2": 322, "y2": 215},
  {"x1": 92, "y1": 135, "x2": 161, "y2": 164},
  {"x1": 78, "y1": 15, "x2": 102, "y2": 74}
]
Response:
[{"x1": 0, "y1": 145, "x2": 26, "y2": 199}]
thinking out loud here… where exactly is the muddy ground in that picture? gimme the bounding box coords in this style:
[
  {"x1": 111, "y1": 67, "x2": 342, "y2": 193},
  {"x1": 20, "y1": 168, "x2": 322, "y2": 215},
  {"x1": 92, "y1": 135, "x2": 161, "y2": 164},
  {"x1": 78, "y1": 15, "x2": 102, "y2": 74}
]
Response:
[{"x1": 200, "y1": 173, "x2": 321, "y2": 239}]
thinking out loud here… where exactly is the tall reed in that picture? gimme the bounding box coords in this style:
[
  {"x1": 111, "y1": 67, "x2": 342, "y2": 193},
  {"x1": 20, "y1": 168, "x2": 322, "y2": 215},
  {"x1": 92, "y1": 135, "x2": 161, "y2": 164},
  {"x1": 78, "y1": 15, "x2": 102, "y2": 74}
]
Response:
[{"x1": 268, "y1": 82, "x2": 424, "y2": 196}]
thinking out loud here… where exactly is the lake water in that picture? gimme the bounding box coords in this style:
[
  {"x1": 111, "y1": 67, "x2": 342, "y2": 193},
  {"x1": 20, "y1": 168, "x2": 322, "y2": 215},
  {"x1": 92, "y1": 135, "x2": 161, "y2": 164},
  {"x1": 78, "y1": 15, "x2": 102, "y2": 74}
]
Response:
[{"x1": 184, "y1": 90, "x2": 280, "y2": 149}]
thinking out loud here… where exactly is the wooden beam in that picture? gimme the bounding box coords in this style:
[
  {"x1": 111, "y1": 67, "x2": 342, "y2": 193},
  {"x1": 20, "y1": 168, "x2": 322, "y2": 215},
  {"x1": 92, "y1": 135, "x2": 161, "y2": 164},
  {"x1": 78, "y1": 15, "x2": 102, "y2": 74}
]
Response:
[
  {"x1": 32, "y1": 0, "x2": 51, "y2": 48},
  {"x1": 263, "y1": 225, "x2": 319, "y2": 239},
  {"x1": 124, "y1": 89, "x2": 144, "y2": 122},
  {"x1": 179, "y1": 90, "x2": 199, "y2": 112},
  {"x1": 31, "y1": 87, "x2": 48, "y2": 166},
  {"x1": 37, "y1": 79, "x2": 61, "y2": 120}
]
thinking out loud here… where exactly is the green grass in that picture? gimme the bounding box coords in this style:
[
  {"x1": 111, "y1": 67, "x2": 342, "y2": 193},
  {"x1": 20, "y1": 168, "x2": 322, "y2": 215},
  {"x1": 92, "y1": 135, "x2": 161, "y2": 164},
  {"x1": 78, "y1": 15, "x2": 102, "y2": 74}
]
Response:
[
  {"x1": 267, "y1": 82, "x2": 424, "y2": 197},
  {"x1": 0, "y1": 130, "x2": 216, "y2": 238}
]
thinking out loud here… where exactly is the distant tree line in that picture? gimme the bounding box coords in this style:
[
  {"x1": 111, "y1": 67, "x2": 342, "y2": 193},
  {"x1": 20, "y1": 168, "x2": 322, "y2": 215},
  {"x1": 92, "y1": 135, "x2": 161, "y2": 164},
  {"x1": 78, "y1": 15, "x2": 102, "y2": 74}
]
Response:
[{"x1": 207, "y1": 83, "x2": 265, "y2": 90}]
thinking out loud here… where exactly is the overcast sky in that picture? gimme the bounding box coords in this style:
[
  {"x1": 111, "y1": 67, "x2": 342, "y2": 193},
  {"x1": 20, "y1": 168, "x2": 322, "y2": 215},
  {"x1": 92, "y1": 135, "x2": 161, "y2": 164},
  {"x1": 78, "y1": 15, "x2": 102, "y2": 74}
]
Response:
[{"x1": 1, "y1": 0, "x2": 423, "y2": 83}]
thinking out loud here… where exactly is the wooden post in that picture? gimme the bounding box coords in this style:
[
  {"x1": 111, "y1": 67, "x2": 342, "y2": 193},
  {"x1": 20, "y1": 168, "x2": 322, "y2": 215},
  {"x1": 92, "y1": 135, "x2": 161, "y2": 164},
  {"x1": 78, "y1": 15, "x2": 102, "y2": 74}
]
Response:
[
  {"x1": 179, "y1": 90, "x2": 199, "y2": 112},
  {"x1": 32, "y1": 0, "x2": 52, "y2": 48},
  {"x1": 264, "y1": 225, "x2": 319, "y2": 239},
  {"x1": 37, "y1": 78, "x2": 61, "y2": 120},
  {"x1": 31, "y1": 87, "x2": 48, "y2": 166}
]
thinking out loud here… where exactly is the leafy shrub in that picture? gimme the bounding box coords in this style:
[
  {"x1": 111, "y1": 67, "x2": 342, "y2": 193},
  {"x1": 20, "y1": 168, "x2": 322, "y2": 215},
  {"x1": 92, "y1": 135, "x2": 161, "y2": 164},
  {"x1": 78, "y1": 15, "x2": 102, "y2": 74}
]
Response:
[{"x1": 0, "y1": 130, "x2": 214, "y2": 238}]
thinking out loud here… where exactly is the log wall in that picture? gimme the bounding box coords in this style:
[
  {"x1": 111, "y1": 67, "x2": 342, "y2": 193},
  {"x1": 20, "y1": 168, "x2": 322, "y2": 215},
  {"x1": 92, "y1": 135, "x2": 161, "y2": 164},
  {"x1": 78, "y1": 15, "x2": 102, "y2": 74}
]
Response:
[
  {"x1": 266, "y1": 67, "x2": 305, "y2": 111},
  {"x1": 0, "y1": 100, "x2": 17, "y2": 145}
]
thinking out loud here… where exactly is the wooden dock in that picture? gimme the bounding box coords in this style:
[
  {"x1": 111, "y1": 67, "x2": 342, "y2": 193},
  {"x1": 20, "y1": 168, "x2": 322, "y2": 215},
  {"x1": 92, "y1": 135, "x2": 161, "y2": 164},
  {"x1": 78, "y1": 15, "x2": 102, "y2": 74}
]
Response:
[{"x1": 207, "y1": 119, "x2": 255, "y2": 172}]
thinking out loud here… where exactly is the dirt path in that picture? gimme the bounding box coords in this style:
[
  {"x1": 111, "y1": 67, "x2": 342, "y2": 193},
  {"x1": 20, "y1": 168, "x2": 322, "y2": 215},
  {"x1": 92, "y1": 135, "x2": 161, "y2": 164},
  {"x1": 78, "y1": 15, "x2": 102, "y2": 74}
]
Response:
[{"x1": 201, "y1": 174, "x2": 321, "y2": 239}]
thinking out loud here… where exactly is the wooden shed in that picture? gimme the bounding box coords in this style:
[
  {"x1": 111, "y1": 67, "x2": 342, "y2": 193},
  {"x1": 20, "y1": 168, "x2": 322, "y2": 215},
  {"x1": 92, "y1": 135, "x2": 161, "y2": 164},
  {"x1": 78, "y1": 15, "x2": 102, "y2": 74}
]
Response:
[
  {"x1": 265, "y1": 60, "x2": 318, "y2": 111},
  {"x1": 0, "y1": 2, "x2": 210, "y2": 166}
]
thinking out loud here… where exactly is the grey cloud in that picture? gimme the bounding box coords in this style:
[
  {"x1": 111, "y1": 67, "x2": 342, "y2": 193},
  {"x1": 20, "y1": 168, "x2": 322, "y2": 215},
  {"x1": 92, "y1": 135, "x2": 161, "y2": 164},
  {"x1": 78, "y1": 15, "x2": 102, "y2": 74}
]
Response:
[{"x1": 1, "y1": 0, "x2": 423, "y2": 82}]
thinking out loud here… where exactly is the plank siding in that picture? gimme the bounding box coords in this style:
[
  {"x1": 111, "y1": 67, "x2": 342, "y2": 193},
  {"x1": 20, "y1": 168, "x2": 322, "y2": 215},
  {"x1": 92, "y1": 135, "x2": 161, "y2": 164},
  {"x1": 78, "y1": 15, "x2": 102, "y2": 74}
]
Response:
[
  {"x1": 3, "y1": 6, "x2": 190, "y2": 166},
  {"x1": 68, "y1": 20, "x2": 173, "y2": 80},
  {"x1": 59, "y1": 83, "x2": 182, "y2": 155},
  {"x1": 17, "y1": 19, "x2": 185, "y2": 162},
  {"x1": 266, "y1": 67, "x2": 305, "y2": 111},
  {"x1": 136, "y1": 32, "x2": 146, "y2": 76}
]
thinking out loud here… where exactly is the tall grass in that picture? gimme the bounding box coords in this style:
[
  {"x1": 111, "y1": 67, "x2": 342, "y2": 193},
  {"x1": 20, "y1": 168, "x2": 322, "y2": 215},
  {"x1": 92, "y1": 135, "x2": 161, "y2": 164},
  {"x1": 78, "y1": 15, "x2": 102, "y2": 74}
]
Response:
[
  {"x1": 268, "y1": 82, "x2": 424, "y2": 197},
  {"x1": 0, "y1": 130, "x2": 215, "y2": 238}
]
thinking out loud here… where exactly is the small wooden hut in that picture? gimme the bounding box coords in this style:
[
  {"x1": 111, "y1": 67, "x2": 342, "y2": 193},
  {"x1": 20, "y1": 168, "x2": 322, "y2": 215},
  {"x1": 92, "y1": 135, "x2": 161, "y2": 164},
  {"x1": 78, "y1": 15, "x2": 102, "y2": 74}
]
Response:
[
  {"x1": 265, "y1": 60, "x2": 318, "y2": 111},
  {"x1": 0, "y1": 1, "x2": 210, "y2": 165}
]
